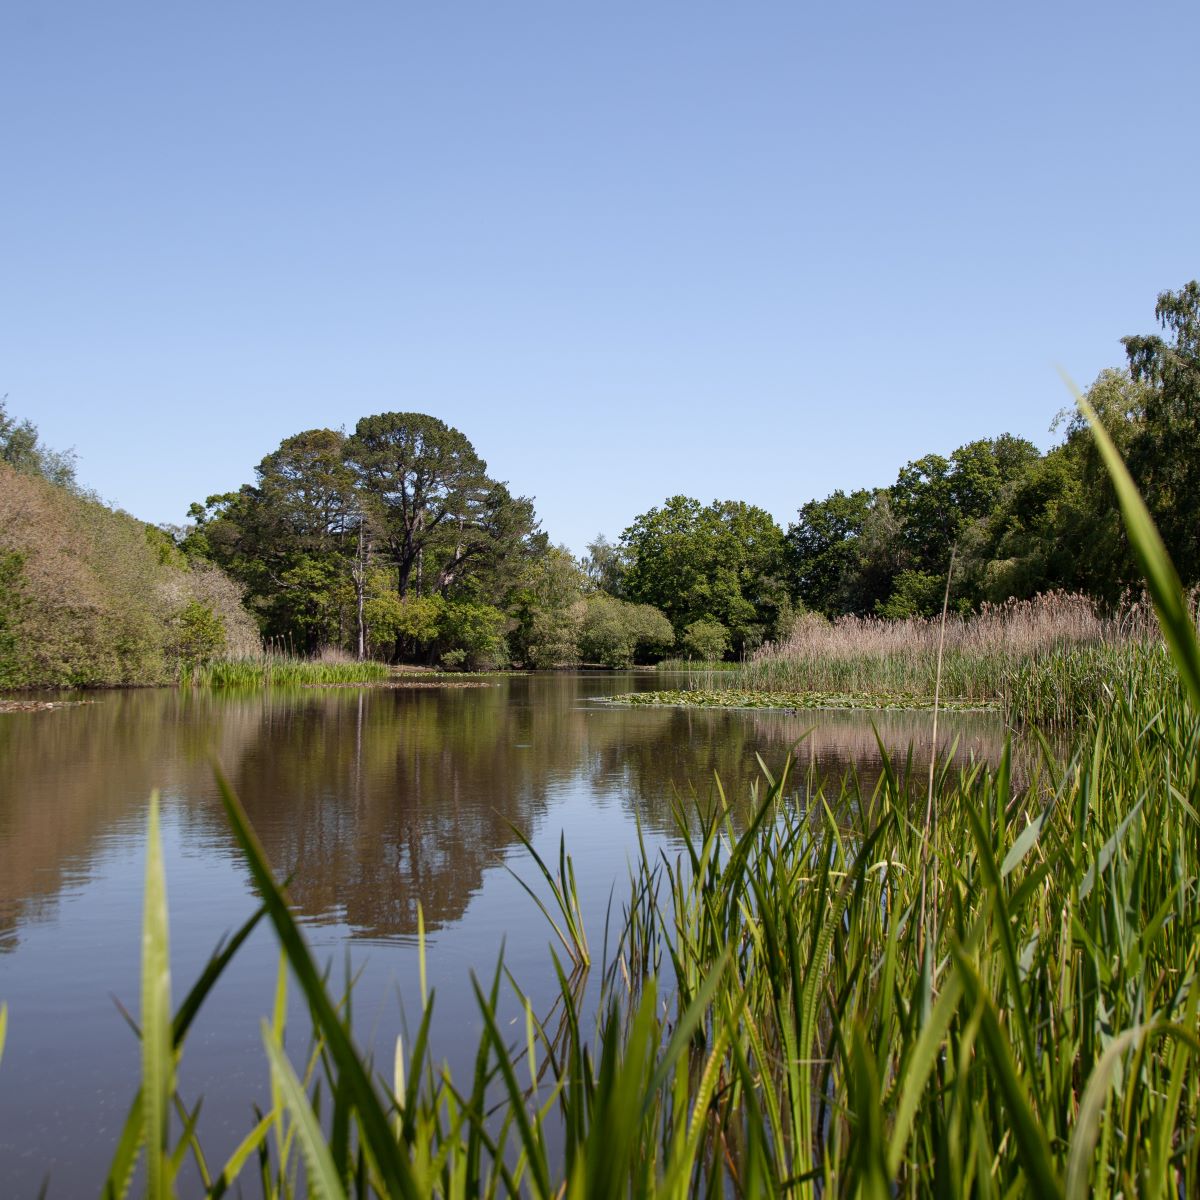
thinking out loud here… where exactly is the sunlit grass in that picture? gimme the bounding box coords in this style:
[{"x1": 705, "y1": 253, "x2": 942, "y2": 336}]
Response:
[
  {"x1": 654, "y1": 590, "x2": 1197, "y2": 727},
  {"x1": 181, "y1": 653, "x2": 392, "y2": 689}
]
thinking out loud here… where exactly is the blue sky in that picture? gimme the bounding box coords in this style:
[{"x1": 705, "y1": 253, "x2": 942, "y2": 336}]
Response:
[{"x1": 3, "y1": 2, "x2": 1197, "y2": 554}]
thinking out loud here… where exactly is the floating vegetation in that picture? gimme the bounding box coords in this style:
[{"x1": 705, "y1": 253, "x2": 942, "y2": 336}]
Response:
[
  {"x1": 605, "y1": 687, "x2": 1000, "y2": 713},
  {"x1": 298, "y1": 679, "x2": 497, "y2": 690},
  {"x1": 0, "y1": 698, "x2": 95, "y2": 714}
]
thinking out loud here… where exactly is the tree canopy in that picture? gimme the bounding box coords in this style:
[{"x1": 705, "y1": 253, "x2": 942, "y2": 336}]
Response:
[{"x1": 620, "y1": 496, "x2": 786, "y2": 654}]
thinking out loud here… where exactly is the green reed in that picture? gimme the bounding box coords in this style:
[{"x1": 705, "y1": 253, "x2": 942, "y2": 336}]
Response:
[
  {"x1": 181, "y1": 655, "x2": 392, "y2": 689},
  {"x1": 654, "y1": 616, "x2": 1196, "y2": 729}
]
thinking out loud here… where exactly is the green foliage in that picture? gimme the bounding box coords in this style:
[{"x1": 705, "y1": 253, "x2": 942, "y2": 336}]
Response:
[
  {"x1": 577, "y1": 594, "x2": 674, "y2": 667},
  {"x1": 0, "y1": 464, "x2": 257, "y2": 687},
  {"x1": 188, "y1": 414, "x2": 544, "y2": 665},
  {"x1": 783, "y1": 282, "x2": 1200, "y2": 618},
  {"x1": 581, "y1": 533, "x2": 625, "y2": 595},
  {"x1": 681, "y1": 617, "x2": 730, "y2": 661},
  {"x1": 1121, "y1": 281, "x2": 1200, "y2": 583},
  {"x1": 0, "y1": 549, "x2": 28, "y2": 687},
  {"x1": 364, "y1": 586, "x2": 446, "y2": 657},
  {"x1": 437, "y1": 600, "x2": 508, "y2": 670},
  {"x1": 874, "y1": 569, "x2": 945, "y2": 619},
  {"x1": 183, "y1": 655, "x2": 391, "y2": 688},
  {"x1": 345, "y1": 412, "x2": 540, "y2": 604},
  {"x1": 509, "y1": 547, "x2": 587, "y2": 668},
  {"x1": 620, "y1": 495, "x2": 785, "y2": 653},
  {"x1": 0, "y1": 396, "x2": 78, "y2": 489},
  {"x1": 783, "y1": 487, "x2": 874, "y2": 615},
  {"x1": 184, "y1": 430, "x2": 361, "y2": 652},
  {"x1": 171, "y1": 601, "x2": 226, "y2": 669}
]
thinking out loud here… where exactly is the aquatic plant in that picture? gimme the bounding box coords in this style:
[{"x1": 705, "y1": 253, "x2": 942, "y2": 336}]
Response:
[{"x1": 181, "y1": 653, "x2": 392, "y2": 689}]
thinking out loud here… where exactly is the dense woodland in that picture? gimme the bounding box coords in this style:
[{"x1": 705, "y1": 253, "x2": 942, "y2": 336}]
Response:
[{"x1": 2, "y1": 281, "x2": 1198, "y2": 685}]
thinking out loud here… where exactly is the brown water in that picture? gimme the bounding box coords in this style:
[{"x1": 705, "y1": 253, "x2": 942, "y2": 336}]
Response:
[{"x1": 0, "y1": 674, "x2": 1007, "y2": 1195}]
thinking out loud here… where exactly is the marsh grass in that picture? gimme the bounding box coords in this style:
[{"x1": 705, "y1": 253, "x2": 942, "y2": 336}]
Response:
[
  {"x1": 744, "y1": 590, "x2": 1158, "y2": 702},
  {"x1": 657, "y1": 590, "x2": 1199, "y2": 727},
  {"x1": 181, "y1": 652, "x2": 392, "y2": 689}
]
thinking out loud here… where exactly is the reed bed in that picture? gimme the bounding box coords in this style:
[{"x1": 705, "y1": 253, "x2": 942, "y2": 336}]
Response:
[
  {"x1": 181, "y1": 653, "x2": 392, "y2": 689},
  {"x1": 745, "y1": 591, "x2": 1157, "y2": 700},
  {"x1": 649, "y1": 591, "x2": 1200, "y2": 727}
]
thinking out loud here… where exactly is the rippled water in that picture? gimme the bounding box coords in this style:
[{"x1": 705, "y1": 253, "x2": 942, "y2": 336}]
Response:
[{"x1": 0, "y1": 674, "x2": 1008, "y2": 1195}]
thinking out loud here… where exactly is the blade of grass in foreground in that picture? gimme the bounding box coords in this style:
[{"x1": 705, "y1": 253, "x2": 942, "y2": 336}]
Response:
[
  {"x1": 212, "y1": 765, "x2": 421, "y2": 1200},
  {"x1": 142, "y1": 791, "x2": 174, "y2": 1200},
  {"x1": 263, "y1": 1025, "x2": 349, "y2": 1200},
  {"x1": 1072, "y1": 376, "x2": 1200, "y2": 711},
  {"x1": 103, "y1": 901, "x2": 269, "y2": 1200},
  {"x1": 1064, "y1": 1020, "x2": 1200, "y2": 1200}
]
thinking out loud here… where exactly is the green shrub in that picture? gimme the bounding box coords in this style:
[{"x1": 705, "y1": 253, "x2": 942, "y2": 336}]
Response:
[{"x1": 681, "y1": 618, "x2": 730, "y2": 660}]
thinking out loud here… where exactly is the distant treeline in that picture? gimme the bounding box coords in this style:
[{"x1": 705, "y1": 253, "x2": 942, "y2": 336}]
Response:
[
  {"x1": 188, "y1": 281, "x2": 1198, "y2": 667},
  {"x1": 3, "y1": 280, "x2": 1197, "y2": 684},
  {"x1": 610, "y1": 279, "x2": 1200, "y2": 640}
]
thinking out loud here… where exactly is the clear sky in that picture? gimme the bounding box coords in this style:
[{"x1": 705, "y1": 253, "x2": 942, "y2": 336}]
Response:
[{"x1": 3, "y1": 1, "x2": 1197, "y2": 554}]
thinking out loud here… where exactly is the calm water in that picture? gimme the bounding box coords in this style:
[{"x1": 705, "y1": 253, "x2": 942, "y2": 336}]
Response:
[{"x1": 0, "y1": 674, "x2": 1007, "y2": 1195}]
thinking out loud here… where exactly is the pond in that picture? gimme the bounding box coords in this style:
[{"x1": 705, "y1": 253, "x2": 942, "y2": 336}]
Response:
[{"x1": 0, "y1": 673, "x2": 1008, "y2": 1195}]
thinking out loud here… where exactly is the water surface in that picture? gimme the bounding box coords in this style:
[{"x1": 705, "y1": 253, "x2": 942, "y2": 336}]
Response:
[{"x1": 0, "y1": 674, "x2": 1007, "y2": 1195}]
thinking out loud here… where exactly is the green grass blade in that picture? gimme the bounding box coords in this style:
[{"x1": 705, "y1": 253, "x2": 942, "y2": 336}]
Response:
[
  {"x1": 1064, "y1": 1020, "x2": 1200, "y2": 1200},
  {"x1": 886, "y1": 967, "x2": 964, "y2": 1174},
  {"x1": 951, "y1": 945, "x2": 1063, "y2": 1200},
  {"x1": 103, "y1": 905, "x2": 266, "y2": 1200},
  {"x1": 212, "y1": 766, "x2": 421, "y2": 1200},
  {"x1": 172, "y1": 904, "x2": 267, "y2": 1045},
  {"x1": 207, "y1": 1109, "x2": 276, "y2": 1200},
  {"x1": 142, "y1": 791, "x2": 174, "y2": 1200},
  {"x1": 262, "y1": 1026, "x2": 349, "y2": 1200},
  {"x1": 102, "y1": 1096, "x2": 145, "y2": 1200}
]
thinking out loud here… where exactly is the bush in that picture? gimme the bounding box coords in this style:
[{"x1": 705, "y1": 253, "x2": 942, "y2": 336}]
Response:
[
  {"x1": 681, "y1": 618, "x2": 730, "y2": 661},
  {"x1": 438, "y1": 601, "x2": 508, "y2": 670},
  {"x1": 0, "y1": 464, "x2": 257, "y2": 686},
  {"x1": 579, "y1": 596, "x2": 674, "y2": 667},
  {"x1": 172, "y1": 601, "x2": 226, "y2": 668}
]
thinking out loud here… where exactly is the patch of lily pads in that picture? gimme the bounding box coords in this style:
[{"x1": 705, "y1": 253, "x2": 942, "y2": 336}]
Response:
[{"x1": 605, "y1": 688, "x2": 1001, "y2": 713}]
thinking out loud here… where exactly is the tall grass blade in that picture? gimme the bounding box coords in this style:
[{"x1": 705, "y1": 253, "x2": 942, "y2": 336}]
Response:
[
  {"x1": 212, "y1": 766, "x2": 421, "y2": 1200},
  {"x1": 1064, "y1": 1021, "x2": 1200, "y2": 1200},
  {"x1": 262, "y1": 1026, "x2": 349, "y2": 1200},
  {"x1": 141, "y1": 791, "x2": 174, "y2": 1200},
  {"x1": 951, "y1": 946, "x2": 1063, "y2": 1200}
]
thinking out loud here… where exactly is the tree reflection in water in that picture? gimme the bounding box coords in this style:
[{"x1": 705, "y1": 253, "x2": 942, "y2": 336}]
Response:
[{"x1": 0, "y1": 675, "x2": 1016, "y2": 950}]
